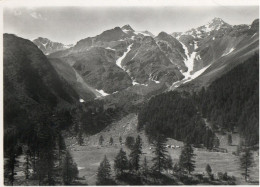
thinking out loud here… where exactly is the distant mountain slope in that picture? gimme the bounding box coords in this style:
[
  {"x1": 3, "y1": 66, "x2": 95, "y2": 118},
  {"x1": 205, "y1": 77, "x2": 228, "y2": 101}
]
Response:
[
  {"x1": 171, "y1": 18, "x2": 259, "y2": 91},
  {"x1": 4, "y1": 34, "x2": 79, "y2": 128},
  {"x1": 48, "y1": 25, "x2": 184, "y2": 94},
  {"x1": 38, "y1": 18, "x2": 259, "y2": 99},
  {"x1": 48, "y1": 58, "x2": 99, "y2": 100},
  {"x1": 33, "y1": 37, "x2": 73, "y2": 55}
]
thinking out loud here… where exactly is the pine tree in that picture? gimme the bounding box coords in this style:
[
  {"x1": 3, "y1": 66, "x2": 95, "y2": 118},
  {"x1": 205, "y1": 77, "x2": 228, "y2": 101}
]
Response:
[
  {"x1": 151, "y1": 135, "x2": 169, "y2": 174},
  {"x1": 77, "y1": 130, "x2": 84, "y2": 146},
  {"x1": 228, "y1": 134, "x2": 232, "y2": 146},
  {"x1": 114, "y1": 148, "x2": 129, "y2": 177},
  {"x1": 206, "y1": 164, "x2": 213, "y2": 179},
  {"x1": 62, "y1": 151, "x2": 79, "y2": 185},
  {"x1": 96, "y1": 155, "x2": 112, "y2": 185},
  {"x1": 179, "y1": 143, "x2": 196, "y2": 174},
  {"x1": 58, "y1": 132, "x2": 66, "y2": 166},
  {"x1": 23, "y1": 150, "x2": 31, "y2": 179},
  {"x1": 165, "y1": 155, "x2": 174, "y2": 173},
  {"x1": 240, "y1": 148, "x2": 254, "y2": 182},
  {"x1": 5, "y1": 148, "x2": 18, "y2": 185},
  {"x1": 4, "y1": 129, "x2": 19, "y2": 185},
  {"x1": 119, "y1": 136, "x2": 122, "y2": 145},
  {"x1": 109, "y1": 137, "x2": 114, "y2": 145},
  {"x1": 125, "y1": 136, "x2": 135, "y2": 149},
  {"x1": 99, "y1": 135, "x2": 104, "y2": 146},
  {"x1": 129, "y1": 135, "x2": 142, "y2": 172},
  {"x1": 142, "y1": 157, "x2": 149, "y2": 181},
  {"x1": 36, "y1": 123, "x2": 56, "y2": 185}
]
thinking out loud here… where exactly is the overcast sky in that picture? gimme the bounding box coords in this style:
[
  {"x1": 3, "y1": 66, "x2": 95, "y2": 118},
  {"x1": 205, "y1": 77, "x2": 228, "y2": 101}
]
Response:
[{"x1": 4, "y1": 6, "x2": 259, "y2": 44}]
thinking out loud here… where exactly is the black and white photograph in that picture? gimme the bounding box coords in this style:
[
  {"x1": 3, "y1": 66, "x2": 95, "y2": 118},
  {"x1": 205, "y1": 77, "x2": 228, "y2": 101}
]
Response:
[{"x1": 2, "y1": 0, "x2": 259, "y2": 185}]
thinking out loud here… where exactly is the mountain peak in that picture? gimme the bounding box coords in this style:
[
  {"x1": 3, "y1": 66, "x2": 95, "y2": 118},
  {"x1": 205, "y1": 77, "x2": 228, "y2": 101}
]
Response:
[
  {"x1": 211, "y1": 17, "x2": 224, "y2": 23},
  {"x1": 208, "y1": 17, "x2": 229, "y2": 28},
  {"x1": 157, "y1": 31, "x2": 171, "y2": 39},
  {"x1": 121, "y1": 24, "x2": 134, "y2": 31},
  {"x1": 34, "y1": 37, "x2": 50, "y2": 43}
]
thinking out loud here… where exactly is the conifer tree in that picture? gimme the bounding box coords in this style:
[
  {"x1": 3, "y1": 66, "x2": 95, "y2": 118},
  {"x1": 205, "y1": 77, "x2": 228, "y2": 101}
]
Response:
[
  {"x1": 109, "y1": 137, "x2": 114, "y2": 145},
  {"x1": 62, "y1": 151, "x2": 79, "y2": 185},
  {"x1": 125, "y1": 136, "x2": 135, "y2": 149},
  {"x1": 142, "y1": 156, "x2": 149, "y2": 181},
  {"x1": 36, "y1": 123, "x2": 56, "y2": 185},
  {"x1": 119, "y1": 136, "x2": 122, "y2": 145},
  {"x1": 151, "y1": 135, "x2": 169, "y2": 174},
  {"x1": 129, "y1": 135, "x2": 142, "y2": 172},
  {"x1": 4, "y1": 129, "x2": 19, "y2": 185},
  {"x1": 165, "y1": 155, "x2": 174, "y2": 173},
  {"x1": 99, "y1": 135, "x2": 104, "y2": 146},
  {"x1": 179, "y1": 143, "x2": 196, "y2": 174},
  {"x1": 5, "y1": 148, "x2": 18, "y2": 185},
  {"x1": 77, "y1": 129, "x2": 84, "y2": 146},
  {"x1": 58, "y1": 132, "x2": 66, "y2": 166},
  {"x1": 96, "y1": 155, "x2": 112, "y2": 185},
  {"x1": 23, "y1": 150, "x2": 31, "y2": 179},
  {"x1": 228, "y1": 134, "x2": 232, "y2": 146},
  {"x1": 206, "y1": 164, "x2": 213, "y2": 179},
  {"x1": 114, "y1": 148, "x2": 129, "y2": 177},
  {"x1": 240, "y1": 148, "x2": 254, "y2": 182}
]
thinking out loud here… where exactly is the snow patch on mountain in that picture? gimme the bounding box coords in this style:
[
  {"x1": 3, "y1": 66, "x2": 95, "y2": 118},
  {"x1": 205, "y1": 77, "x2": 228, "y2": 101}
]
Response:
[
  {"x1": 179, "y1": 41, "x2": 197, "y2": 78},
  {"x1": 194, "y1": 41, "x2": 198, "y2": 49},
  {"x1": 149, "y1": 74, "x2": 160, "y2": 84},
  {"x1": 96, "y1": 89, "x2": 110, "y2": 97},
  {"x1": 122, "y1": 29, "x2": 131, "y2": 33},
  {"x1": 79, "y1": 99, "x2": 85, "y2": 103},
  {"x1": 134, "y1": 31, "x2": 150, "y2": 36},
  {"x1": 106, "y1": 47, "x2": 116, "y2": 51},
  {"x1": 116, "y1": 44, "x2": 133, "y2": 69},
  {"x1": 222, "y1": 48, "x2": 235, "y2": 56},
  {"x1": 183, "y1": 64, "x2": 211, "y2": 83}
]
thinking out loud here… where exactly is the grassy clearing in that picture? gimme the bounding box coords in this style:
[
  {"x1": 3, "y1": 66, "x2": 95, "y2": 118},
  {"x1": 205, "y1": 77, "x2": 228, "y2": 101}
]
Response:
[{"x1": 66, "y1": 113, "x2": 259, "y2": 185}]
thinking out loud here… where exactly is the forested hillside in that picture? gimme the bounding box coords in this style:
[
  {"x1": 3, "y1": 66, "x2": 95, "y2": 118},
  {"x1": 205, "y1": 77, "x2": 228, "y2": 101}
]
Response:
[
  {"x1": 4, "y1": 34, "x2": 80, "y2": 185},
  {"x1": 138, "y1": 92, "x2": 217, "y2": 149},
  {"x1": 196, "y1": 53, "x2": 259, "y2": 146}
]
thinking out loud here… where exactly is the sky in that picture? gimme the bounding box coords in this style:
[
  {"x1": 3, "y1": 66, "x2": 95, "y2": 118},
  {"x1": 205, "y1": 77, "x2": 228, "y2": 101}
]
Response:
[{"x1": 4, "y1": 6, "x2": 259, "y2": 44}]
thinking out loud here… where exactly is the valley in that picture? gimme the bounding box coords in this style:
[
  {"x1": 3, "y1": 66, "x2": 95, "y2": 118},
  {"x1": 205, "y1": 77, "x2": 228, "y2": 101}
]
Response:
[
  {"x1": 66, "y1": 113, "x2": 259, "y2": 185},
  {"x1": 3, "y1": 8, "x2": 259, "y2": 186}
]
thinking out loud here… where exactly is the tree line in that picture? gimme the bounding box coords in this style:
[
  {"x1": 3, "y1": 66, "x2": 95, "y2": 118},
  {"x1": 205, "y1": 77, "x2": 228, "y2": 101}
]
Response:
[
  {"x1": 96, "y1": 135, "x2": 197, "y2": 185},
  {"x1": 4, "y1": 106, "x2": 79, "y2": 185}
]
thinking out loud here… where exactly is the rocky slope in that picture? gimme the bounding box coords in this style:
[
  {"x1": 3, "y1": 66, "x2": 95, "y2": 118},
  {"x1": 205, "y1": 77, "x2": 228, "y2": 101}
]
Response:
[
  {"x1": 36, "y1": 18, "x2": 259, "y2": 98},
  {"x1": 48, "y1": 24, "x2": 185, "y2": 95},
  {"x1": 171, "y1": 18, "x2": 259, "y2": 90}
]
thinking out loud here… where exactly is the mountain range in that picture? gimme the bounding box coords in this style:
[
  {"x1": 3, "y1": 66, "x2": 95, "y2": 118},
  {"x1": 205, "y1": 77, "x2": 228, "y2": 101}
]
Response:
[{"x1": 4, "y1": 17, "x2": 259, "y2": 106}]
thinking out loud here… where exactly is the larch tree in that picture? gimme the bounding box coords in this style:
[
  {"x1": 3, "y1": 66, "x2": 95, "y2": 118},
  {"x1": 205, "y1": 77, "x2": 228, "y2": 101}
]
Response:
[
  {"x1": 96, "y1": 155, "x2": 112, "y2": 185},
  {"x1": 240, "y1": 148, "x2": 254, "y2": 182},
  {"x1": 142, "y1": 156, "x2": 149, "y2": 181},
  {"x1": 109, "y1": 137, "x2": 114, "y2": 145},
  {"x1": 179, "y1": 143, "x2": 196, "y2": 174},
  {"x1": 99, "y1": 135, "x2": 104, "y2": 146},
  {"x1": 151, "y1": 134, "x2": 169, "y2": 174},
  {"x1": 228, "y1": 134, "x2": 232, "y2": 146},
  {"x1": 129, "y1": 135, "x2": 142, "y2": 172},
  {"x1": 62, "y1": 151, "x2": 79, "y2": 185},
  {"x1": 114, "y1": 148, "x2": 129, "y2": 177}
]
